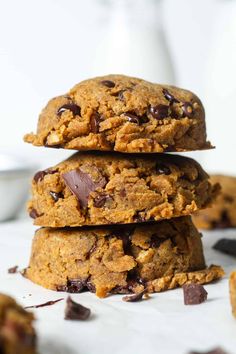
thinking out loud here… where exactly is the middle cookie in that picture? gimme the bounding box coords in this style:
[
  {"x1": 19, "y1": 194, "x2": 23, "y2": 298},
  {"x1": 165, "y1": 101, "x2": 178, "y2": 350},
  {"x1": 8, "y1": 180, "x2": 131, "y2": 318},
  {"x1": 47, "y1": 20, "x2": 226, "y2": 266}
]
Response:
[{"x1": 28, "y1": 152, "x2": 219, "y2": 227}]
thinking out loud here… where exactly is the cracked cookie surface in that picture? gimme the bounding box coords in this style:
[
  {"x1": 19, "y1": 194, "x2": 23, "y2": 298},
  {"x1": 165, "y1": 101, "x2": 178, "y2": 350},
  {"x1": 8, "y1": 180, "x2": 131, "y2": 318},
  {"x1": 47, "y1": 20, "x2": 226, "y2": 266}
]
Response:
[
  {"x1": 24, "y1": 74, "x2": 212, "y2": 153},
  {"x1": 0, "y1": 293, "x2": 36, "y2": 354},
  {"x1": 28, "y1": 152, "x2": 219, "y2": 227},
  {"x1": 193, "y1": 175, "x2": 236, "y2": 229},
  {"x1": 25, "y1": 216, "x2": 224, "y2": 298}
]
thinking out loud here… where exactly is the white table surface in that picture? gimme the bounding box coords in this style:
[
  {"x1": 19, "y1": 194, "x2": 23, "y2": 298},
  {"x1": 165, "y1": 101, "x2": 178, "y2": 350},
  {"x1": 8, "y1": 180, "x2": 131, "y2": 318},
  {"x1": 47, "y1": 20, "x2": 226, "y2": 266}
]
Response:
[{"x1": 0, "y1": 219, "x2": 235, "y2": 354}]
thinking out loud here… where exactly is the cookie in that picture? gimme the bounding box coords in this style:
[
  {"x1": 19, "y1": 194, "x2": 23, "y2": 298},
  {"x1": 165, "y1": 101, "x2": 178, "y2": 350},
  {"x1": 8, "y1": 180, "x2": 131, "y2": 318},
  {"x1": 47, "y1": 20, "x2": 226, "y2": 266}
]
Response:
[
  {"x1": 0, "y1": 293, "x2": 36, "y2": 354},
  {"x1": 193, "y1": 175, "x2": 236, "y2": 229},
  {"x1": 28, "y1": 151, "x2": 219, "y2": 227},
  {"x1": 25, "y1": 216, "x2": 224, "y2": 298},
  {"x1": 24, "y1": 74, "x2": 212, "y2": 153}
]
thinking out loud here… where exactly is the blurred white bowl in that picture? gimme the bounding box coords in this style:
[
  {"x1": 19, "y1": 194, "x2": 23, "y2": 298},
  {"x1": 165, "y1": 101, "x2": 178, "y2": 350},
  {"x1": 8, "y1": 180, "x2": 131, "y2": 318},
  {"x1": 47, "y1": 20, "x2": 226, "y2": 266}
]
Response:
[{"x1": 0, "y1": 153, "x2": 36, "y2": 222}]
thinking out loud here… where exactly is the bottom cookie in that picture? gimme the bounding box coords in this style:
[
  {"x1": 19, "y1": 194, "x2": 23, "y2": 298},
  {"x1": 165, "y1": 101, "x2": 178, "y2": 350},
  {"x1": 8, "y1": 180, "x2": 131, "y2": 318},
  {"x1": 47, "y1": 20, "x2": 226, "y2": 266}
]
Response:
[
  {"x1": 0, "y1": 293, "x2": 37, "y2": 354},
  {"x1": 25, "y1": 217, "x2": 224, "y2": 298}
]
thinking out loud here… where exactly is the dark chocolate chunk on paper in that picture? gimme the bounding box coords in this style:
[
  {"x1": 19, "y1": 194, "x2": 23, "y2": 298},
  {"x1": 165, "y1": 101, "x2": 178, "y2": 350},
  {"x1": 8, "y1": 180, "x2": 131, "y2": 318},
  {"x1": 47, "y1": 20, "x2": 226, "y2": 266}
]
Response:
[
  {"x1": 65, "y1": 296, "x2": 91, "y2": 320},
  {"x1": 213, "y1": 238, "x2": 236, "y2": 257},
  {"x1": 183, "y1": 284, "x2": 208, "y2": 305}
]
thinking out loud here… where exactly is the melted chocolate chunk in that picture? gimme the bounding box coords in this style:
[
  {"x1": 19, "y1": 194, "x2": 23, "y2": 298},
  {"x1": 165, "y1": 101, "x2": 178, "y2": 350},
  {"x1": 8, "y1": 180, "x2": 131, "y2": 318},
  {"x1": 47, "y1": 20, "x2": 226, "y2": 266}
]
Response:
[
  {"x1": 149, "y1": 104, "x2": 169, "y2": 120},
  {"x1": 62, "y1": 169, "x2": 107, "y2": 208},
  {"x1": 29, "y1": 209, "x2": 40, "y2": 219},
  {"x1": 65, "y1": 296, "x2": 91, "y2": 320},
  {"x1": 111, "y1": 226, "x2": 134, "y2": 254},
  {"x1": 122, "y1": 290, "x2": 146, "y2": 302},
  {"x1": 49, "y1": 191, "x2": 63, "y2": 202},
  {"x1": 213, "y1": 238, "x2": 236, "y2": 256},
  {"x1": 189, "y1": 348, "x2": 228, "y2": 354},
  {"x1": 90, "y1": 112, "x2": 101, "y2": 133},
  {"x1": 8, "y1": 265, "x2": 18, "y2": 274},
  {"x1": 57, "y1": 103, "x2": 81, "y2": 117},
  {"x1": 156, "y1": 163, "x2": 171, "y2": 175},
  {"x1": 25, "y1": 298, "x2": 63, "y2": 309},
  {"x1": 182, "y1": 102, "x2": 194, "y2": 118},
  {"x1": 94, "y1": 194, "x2": 113, "y2": 208},
  {"x1": 183, "y1": 284, "x2": 208, "y2": 305},
  {"x1": 124, "y1": 112, "x2": 149, "y2": 125},
  {"x1": 100, "y1": 80, "x2": 115, "y2": 88},
  {"x1": 162, "y1": 88, "x2": 179, "y2": 103}
]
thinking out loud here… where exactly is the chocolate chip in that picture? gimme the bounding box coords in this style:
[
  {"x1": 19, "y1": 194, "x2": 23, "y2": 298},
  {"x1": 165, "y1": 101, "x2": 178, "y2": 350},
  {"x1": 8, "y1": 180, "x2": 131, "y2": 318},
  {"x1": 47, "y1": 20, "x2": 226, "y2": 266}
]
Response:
[
  {"x1": 223, "y1": 195, "x2": 234, "y2": 203},
  {"x1": 124, "y1": 112, "x2": 149, "y2": 125},
  {"x1": 189, "y1": 348, "x2": 228, "y2": 354},
  {"x1": 86, "y1": 280, "x2": 96, "y2": 293},
  {"x1": 133, "y1": 211, "x2": 146, "y2": 223},
  {"x1": 122, "y1": 290, "x2": 146, "y2": 302},
  {"x1": 150, "y1": 235, "x2": 166, "y2": 248},
  {"x1": 90, "y1": 112, "x2": 101, "y2": 133},
  {"x1": 24, "y1": 298, "x2": 63, "y2": 309},
  {"x1": 112, "y1": 89, "x2": 126, "y2": 101},
  {"x1": 94, "y1": 194, "x2": 113, "y2": 208},
  {"x1": 62, "y1": 169, "x2": 107, "y2": 208},
  {"x1": 57, "y1": 103, "x2": 81, "y2": 117},
  {"x1": 213, "y1": 238, "x2": 236, "y2": 256},
  {"x1": 33, "y1": 170, "x2": 47, "y2": 182},
  {"x1": 211, "y1": 210, "x2": 232, "y2": 229},
  {"x1": 182, "y1": 102, "x2": 194, "y2": 118},
  {"x1": 65, "y1": 296, "x2": 91, "y2": 321},
  {"x1": 29, "y1": 209, "x2": 40, "y2": 219},
  {"x1": 120, "y1": 188, "x2": 126, "y2": 198},
  {"x1": 162, "y1": 88, "x2": 179, "y2": 103},
  {"x1": 49, "y1": 191, "x2": 63, "y2": 202},
  {"x1": 111, "y1": 226, "x2": 134, "y2": 254},
  {"x1": 149, "y1": 104, "x2": 169, "y2": 119},
  {"x1": 100, "y1": 80, "x2": 115, "y2": 88},
  {"x1": 155, "y1": 163, "x2": 171, "y2": 175},
  {"x1": 33, "y1": 169, "x2": 57, "y2": 182},
  {"x1": 183, "y1": 284, "x2": 208, "y2": 305},
  {"x1": 8, "y1": 265, "x2": 18, "y2": 274},
  {"x1": 66, "y1": 279, "x2": 86, "y2": 293}
]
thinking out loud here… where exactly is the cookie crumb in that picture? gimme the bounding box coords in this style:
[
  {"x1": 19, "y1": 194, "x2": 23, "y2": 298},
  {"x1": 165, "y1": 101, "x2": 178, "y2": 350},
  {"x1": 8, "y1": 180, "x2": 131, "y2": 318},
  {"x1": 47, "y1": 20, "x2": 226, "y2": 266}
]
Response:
[{"x1": 122, "y1": 290, "x2": 147, "y2": 302}]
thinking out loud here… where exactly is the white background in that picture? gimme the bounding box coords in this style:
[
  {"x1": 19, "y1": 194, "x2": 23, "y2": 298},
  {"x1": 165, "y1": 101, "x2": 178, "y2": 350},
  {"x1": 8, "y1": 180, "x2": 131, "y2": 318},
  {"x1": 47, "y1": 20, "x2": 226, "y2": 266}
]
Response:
[{"x1": 0, "y1": 0, "x2": 236, "y2": 173}]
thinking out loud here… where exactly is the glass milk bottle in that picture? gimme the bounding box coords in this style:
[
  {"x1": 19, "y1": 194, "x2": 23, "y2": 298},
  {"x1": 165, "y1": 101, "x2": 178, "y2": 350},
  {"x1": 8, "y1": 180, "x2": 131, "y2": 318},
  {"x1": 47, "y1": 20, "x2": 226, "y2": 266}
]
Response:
[{"x1": 91, "y1": 0, "x2": 175, "y2": 84}]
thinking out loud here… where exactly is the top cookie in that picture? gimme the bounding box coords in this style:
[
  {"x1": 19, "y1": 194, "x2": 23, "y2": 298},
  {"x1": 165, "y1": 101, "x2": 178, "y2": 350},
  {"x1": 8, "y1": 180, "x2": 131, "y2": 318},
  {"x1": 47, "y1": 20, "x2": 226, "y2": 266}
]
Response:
[{"x1": 24, "y1": 75, "x2": 212, "y2": 153}]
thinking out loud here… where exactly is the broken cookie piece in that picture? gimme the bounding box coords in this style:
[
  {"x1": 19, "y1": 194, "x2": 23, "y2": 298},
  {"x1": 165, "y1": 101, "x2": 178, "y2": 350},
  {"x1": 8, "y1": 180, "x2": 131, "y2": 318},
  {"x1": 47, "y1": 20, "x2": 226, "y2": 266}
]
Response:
[{"x1": 0, "y1": 293, "x2": 37, "y2": 354}]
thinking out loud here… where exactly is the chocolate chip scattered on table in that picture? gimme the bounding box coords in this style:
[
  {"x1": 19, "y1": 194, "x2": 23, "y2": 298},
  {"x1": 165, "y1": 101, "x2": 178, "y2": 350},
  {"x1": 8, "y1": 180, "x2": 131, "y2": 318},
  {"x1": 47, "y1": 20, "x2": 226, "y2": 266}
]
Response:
[{"x1": 183, "y1": 284, "x2": 208, "y2": 305}]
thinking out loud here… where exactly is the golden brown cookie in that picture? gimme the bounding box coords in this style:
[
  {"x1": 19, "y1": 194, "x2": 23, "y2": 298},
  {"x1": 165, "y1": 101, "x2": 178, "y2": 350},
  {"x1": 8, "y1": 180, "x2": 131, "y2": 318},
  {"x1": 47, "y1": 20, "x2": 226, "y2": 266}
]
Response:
[
  {"x1": 25, "y1": 217, "x2": 224, "y2": 298},
  {"x1": 230, "y1": 271, "x2": 236, "y2": 318},
  {"x1": 24, "y1": 74, "x2": 212, "y2": 153},
  {"x1": 193, "y1": 175, "x2": 236, "y2": 229},
  {"x1": 28, "y1": 151, "x2": 219, "y2": 228},
  {"x1": 0, "y1": 293, "x2": 36, "y2": 354}
]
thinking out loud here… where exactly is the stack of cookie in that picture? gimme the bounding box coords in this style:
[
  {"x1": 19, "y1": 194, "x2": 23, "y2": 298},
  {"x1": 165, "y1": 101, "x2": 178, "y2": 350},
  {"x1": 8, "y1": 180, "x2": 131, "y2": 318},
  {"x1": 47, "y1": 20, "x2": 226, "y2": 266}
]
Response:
[{"x1": 24, "y1": 75, "x2": 224, "y2": 298}]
